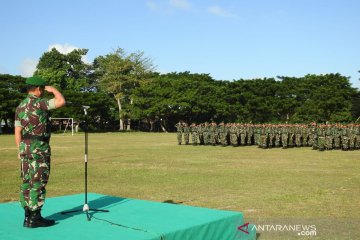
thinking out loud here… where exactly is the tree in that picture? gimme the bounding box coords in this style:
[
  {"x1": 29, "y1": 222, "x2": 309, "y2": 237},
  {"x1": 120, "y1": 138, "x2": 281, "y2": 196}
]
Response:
[
  {"x1": 93, "y1": 48, "x2": 155, "y2": 130},
  {"x1": 34, "y1": 48, "x2": 91, "y2": 91},
  {"x1": 0, "y1": 74, "x2": 26, "y2": 133},
  {"x1": 132, "y1": 72, "x2": 227, "y2": 131}
]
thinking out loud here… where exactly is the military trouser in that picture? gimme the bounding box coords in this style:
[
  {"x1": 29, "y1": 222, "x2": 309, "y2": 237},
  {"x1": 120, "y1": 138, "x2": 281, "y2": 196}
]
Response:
[
  {"x1": 317, "y1": 137, "x2": 325, "y2": 151},
  {"x1": 281, "y1": 134, "x2": 288, "y2": 148},
  {"x1": 268, "y1": 134, "x2": 274, "y2": 148},
  {"x1": 312, "y1": 136, "x2": 318, "y2": 150},
  {"x1": 295, "y1": 134, "x2": 302, "y2": 147},
  {"x1": 356, "y1": 136, "x2": 360, "y2": 149},
  {"x1": 247, "y1": 134, "x2": 253, "y2": 145},
  {"x1": 240, "y1": 134, "x2": 246, "y2": 145},
  {"x1": 20, "y1": 155, "x2": 50, "y2": 211},
  {"x1": 198, "y1": 134, "x2": 204, "y2": 145},
  {"x1": 191, "y1": 132, "x2": 198, "y2": 145},
  {"x1": 273, "y1": 134, "x2": 280, "y2": 147},
  {"x1": 342, "y1": 137, "x2": 349, "y2": 150},
  {"x1": 254, "y1": 134, "x2": 260, "y2": 145},
  {"x1": 209, "y1": 133, "x2": 216, "y2": 146},
  {"x1": 259, "y1": 135, "x2": 268, "y2": 148},
  {"x1": 230, "y1": 134, "x2": 238, "y2": 146},
  {"x1": 307, "y1": 135, "x2": 313, "y2": 147},
  {"x1": 334, "y1": 136, "x2": 341, "y2": 149},
  {"x1": 219, "y1": 133, "x2": 227, "y2": 146},
  {"x1": 203, "y1": 132, "x2": 209, "y2": 145},
  {"x1": 177, "y1": 132, "x2": 182, "y2": 145},
  {"x1": 325, "y1": 136, "x2": 333, "y2": 150},
  {"x1": 349, "y1": 136, "x2": 356, "y2": 150},
  {"x1": 288, "y1": 134, "x2": 295, "y2": 147},
  {"x1": 184, "y1": 133, "x2": 190, "y2": 145}
]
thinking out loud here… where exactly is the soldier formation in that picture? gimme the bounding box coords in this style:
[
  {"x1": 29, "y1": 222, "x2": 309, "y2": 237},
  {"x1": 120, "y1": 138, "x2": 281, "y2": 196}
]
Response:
[{"x1": 175, "y1": 121, "x2": 360, "y2": 151}]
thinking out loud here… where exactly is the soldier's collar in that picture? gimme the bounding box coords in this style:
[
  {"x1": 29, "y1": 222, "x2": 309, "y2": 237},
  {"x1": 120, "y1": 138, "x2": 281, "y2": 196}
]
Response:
[{"x1": 27, "y1": 93, "x2": 38, "y2": 98}]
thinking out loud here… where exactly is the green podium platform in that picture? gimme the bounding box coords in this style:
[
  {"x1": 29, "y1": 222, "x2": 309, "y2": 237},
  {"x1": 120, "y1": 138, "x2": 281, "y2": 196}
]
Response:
[{"x1": 0, "y1": 193, "x2": 255, "y2": 240}]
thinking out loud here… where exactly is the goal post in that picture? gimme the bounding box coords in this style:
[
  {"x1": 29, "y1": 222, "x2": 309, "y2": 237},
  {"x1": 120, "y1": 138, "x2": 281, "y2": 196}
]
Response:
[{"x1": 51, "y1": 118, "x2": 74, "y2": 136}]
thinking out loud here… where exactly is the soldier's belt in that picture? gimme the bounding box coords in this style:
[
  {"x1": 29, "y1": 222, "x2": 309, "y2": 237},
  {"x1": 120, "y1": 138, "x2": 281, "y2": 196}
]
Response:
[{"x1": 22, "y1": 134, "x2": 50, "y2": 142}]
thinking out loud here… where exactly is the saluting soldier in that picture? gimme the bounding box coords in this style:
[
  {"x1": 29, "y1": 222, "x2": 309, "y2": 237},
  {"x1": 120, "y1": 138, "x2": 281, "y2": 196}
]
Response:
[{"x1": 15, "y1": 76, "x2": 65, "y2": 228}]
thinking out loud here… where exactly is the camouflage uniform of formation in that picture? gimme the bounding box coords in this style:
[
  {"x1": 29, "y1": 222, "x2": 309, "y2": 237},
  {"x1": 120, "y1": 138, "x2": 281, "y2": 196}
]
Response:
[
  {"x1": 175, "y1": 122, "x2": 183, "y2": 145},
  {"x1": 175, "y1": 122, "x2": 360, "y2": 151}
]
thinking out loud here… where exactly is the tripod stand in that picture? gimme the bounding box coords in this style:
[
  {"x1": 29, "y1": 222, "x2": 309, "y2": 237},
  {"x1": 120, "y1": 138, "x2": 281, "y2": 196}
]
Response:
[{"x1": 61, "y1": 105, "x2": 109, "y2": 221}]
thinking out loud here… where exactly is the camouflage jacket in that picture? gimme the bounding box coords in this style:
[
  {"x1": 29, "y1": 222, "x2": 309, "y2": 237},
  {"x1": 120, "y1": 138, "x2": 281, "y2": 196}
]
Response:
[{"x1": 15, "y1": 94, "x2": 55, "y2": 157}]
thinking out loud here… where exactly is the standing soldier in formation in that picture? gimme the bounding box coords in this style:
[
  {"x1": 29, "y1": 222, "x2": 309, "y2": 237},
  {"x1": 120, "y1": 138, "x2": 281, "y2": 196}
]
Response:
[
  {"x1": 274, "y1": 124, "x2": 281, "y2": 148},
  {"x1": 175, "y1": 121, "x2": 183, "y2": 145},
  {"x1": 175, "y1": 121, "x2": 360, "y2": 151},
  {"x1": 203, "y1": 122, "x2": 209, "y2": 145},
  {"x1": 355, "y1": 124, "x2": 360, "y2": 150},
  {"x1": 218, "y1": 122, "x2": 228, "y2": 146},
  {"x1": 349, "y1": 124, "x2": 357, "y2": 150},
  {"x1": 190, "y1": 123, "x2": 198, "y2": 145},
  {"x1": 246, "y1": 124, "x2": 254, "y2": 146},
  {"x1": 317, "y1": 124, "x2": 326, "y2": 151},
  {"x1": 183, "y1": 122, "x2": 190, "y2": 145},
  {"x1": 209, "y1": 121, "x2": 217, "y2": 146},
  {"x1": 281, "y1": 124, "x2": 289, "y2": 149},
  {"x1": 295, "y1": 124, "x2": 302, "y2": 147},
  {"x1": 325, "y1": 124, "x2": 334, "y2": 150},
  {"x1": 229, "y1": 123, "x2": 238, "y2": 146},
  {"x1": 333, "y1": 123, "x2": 342, "y2": 149},
  {"x1": 310, "y1": 122, "x2": 318, "y2": 150},
  {"x1": 238, "y1": 124, "x2": 246, "y2": 146},
  {"x1": 15, "y1": 76, "x2": 66, "y2": 228}
]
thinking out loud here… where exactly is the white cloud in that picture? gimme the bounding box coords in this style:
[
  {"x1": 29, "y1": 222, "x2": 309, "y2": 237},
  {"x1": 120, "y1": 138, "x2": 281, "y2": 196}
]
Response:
[
  {"x1": 146, "y1": 0, "x2": 191, "y2": 12},
  {"x1": 169, "y1": 0, "x2": 191, "y2": 10},
  {"x1": 48, "y1": 43, "x2": 78, "y2": 54},
  {"x1": 48, "y1": 43, "x2": 90, "y2": 63},
  {"x1": 208, "y1": 6, "x2": 236, "y2": 18},
  {"x1": 19, "y1": 58, "x2": 38, "y2": 77},
  {"x1": 146, "y1": 1, "x2": 159, "y2": 11}
]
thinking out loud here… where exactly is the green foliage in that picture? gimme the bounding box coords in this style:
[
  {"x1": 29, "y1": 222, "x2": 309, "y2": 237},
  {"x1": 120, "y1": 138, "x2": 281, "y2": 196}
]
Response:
[
  {"x1": 35, "y1": 48, "x2": 91, "y2": 91},
  {"x1": 1, "y1": 47, "x2": 359, "y2": 132},
  {"x1": 0, "y1": 74, "x2": 26, "y2": 132}
]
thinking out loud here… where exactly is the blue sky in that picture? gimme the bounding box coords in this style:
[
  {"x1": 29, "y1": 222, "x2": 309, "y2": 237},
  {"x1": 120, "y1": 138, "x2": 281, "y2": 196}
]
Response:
[{"x1": 1, "y1": 0, "x2": 359, "y2": 89}]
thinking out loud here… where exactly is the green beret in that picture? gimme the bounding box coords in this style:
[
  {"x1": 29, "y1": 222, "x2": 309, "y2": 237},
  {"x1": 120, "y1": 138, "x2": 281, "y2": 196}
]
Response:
[{"x1": 26, "y1": 76, "x2": 47, "y2": 86}]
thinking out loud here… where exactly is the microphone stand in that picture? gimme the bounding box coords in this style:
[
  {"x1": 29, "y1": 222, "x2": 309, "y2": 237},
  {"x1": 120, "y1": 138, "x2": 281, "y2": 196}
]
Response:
[{"x1": 61, "y1": 105, "x2": 109, "y2": 221}]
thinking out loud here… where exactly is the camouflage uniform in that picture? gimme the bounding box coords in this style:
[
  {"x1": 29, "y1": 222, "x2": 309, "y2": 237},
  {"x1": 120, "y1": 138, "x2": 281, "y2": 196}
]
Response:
[
  {"x1": 175, "y1": 122, "x2": 183, "y2": 145},
  {"x1": 333, "y1": 124, "x2": 342, "y2": 149},
  {"x1": 325, "y1": 124, "x2": 334, "y2": 150},
  {"x1": 355, "y1": 124, "x2": 360, "y2": 150},
  {"x1": 218, "y1": 122, "x2": 228, "y2": 146},
  {"x1": 317, "y1": 125, "x2": 326, "y2": 151},
  {"x1": 183, "y1": 123, "x2": 190, "y2": 145},
  {"x1": 281, "y1": 125, "x2": 289, "y2": 149},
  {"x1": 246, "y1": 124, "x2": 254, "y2": 146},
  {"x1": 238, "y1": 124, "x2": 246, "y2": 146},
  {"x1": 341, "y1": 125, "x2": 350, "y2": 150},
  {"x1": 209, "y1": 122, "x2": 217, "y2": 146},
  {"x1": 190, "y1": 123, "x2": 198, "y2": 145},
  {"x1": 229, "y1": 124, "x2": 238, "y2": 146},
  {"x1": 15, "y1": 94, "x2": 56, "y2": 211}
]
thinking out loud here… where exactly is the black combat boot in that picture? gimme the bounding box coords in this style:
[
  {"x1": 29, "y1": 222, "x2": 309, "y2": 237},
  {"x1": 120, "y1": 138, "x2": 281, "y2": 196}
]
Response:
[
  {"x1": 28, "y1": 209, "x2": 55, "y2": 228},
  {"x1": 23, "y1": 207, "x2": 30, "y2": 227}
]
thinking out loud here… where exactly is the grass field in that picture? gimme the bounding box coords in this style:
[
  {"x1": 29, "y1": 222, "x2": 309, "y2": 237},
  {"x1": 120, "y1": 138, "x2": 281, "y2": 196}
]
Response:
[{"x1": 1, "y1": 132, "x2": 359, "y2": 239}]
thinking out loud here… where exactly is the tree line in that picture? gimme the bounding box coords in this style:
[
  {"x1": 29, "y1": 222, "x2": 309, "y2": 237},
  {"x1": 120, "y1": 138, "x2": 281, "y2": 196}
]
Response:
[{"x1": 1, "y1": 48, "x2": 359, "y2": 133}]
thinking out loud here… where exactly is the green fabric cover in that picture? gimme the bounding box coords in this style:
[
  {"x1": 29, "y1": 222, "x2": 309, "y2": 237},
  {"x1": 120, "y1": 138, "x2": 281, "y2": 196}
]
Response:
[{"x1": 0, "y1": 193, "x2": 255, "y2": 240}]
